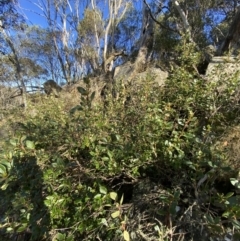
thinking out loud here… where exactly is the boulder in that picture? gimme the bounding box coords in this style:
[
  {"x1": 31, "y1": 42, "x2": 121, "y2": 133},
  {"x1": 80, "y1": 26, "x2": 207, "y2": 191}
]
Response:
[
  {"x1": 206, "y1": 56, "x2": 240, "y2": 82},
  {"x1": 61, "y1": 63, "x2": 169, "y2": 108},
  {"x1": 43, "y1": 80, "x2": 62, "y2": 97},
  {"x1": 206, "y1": 56, "x2": 240, "y2": 96},
  {"x1": 114, "y1": 61, "x2": 168, "y2": 86}
]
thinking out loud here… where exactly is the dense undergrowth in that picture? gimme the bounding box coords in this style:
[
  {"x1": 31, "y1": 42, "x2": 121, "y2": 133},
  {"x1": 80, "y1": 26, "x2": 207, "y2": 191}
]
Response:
[{"x1": 1, "y1": 46, "x2": 240, "y2": 240}]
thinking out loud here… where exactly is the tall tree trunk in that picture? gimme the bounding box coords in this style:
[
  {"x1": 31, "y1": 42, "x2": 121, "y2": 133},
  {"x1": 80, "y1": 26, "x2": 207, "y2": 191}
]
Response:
[
  {"x1": 172, "y1": 0, "x2": 194, "y2": 43},
  {"x1": 103, "y1": 0, "x2": 129, "y2": 73},
  {"x1": 133, "y1": 1, "x2": 154, "y2": 74},
  {"x1": 220, "y1": 7, "x2": 240, "y2": 55}
]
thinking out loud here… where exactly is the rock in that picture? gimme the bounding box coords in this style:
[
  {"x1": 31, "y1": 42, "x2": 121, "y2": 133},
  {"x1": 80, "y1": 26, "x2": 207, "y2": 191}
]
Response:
[
  {"x1": 43, "y1": 80, "x2": 62, "y2": 97},
  {"x1": 114, "y1": 61, "x2": 168, "y2": 86},
  {"x1": 206, "y1": 56, "x2": 240, "y2": 81},
  {"x1": 135, "y1": 67, "x2": 169, "y2": 86},
  {"x1": 62, "y1": 63, "x2": 169, "y2": 108},
  {"x1": 114, "y1": 61, "x2": 134, "y2": 81},
  {"x1": 206, "y1": 56, "x2": 240, "y2": 93}
]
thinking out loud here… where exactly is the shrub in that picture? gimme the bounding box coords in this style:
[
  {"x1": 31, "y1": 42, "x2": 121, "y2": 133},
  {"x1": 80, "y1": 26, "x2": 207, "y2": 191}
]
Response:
[{"x1": 1, "y1": 44, "x2": 240, "y2": 240}]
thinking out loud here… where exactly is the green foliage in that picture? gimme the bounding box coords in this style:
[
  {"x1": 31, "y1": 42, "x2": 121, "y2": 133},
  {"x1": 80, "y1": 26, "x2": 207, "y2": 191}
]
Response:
[
  {"x1": 78, "y1": 8, "x2": 104, "y2": 39},
  {"x1": 1, "y1": 45, "x2": 240, "y2": 240}
]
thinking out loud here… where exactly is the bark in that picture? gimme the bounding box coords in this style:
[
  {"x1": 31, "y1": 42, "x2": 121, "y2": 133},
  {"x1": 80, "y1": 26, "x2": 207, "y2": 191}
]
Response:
[
  {"x1": 103, "y1": 0, "x2": 114, "y2": 67},
  {"x1": 91, "y1": 0, "x2": 101, "y2": 61},
  {"x1": 133, "y1": 1, "x2": 154, "y2": 74},
  {"x1": 172, "y1": 0, "x2": 194, "y2": 43},
  {"x1": 220, "y1": 7, "x2": 240, "y2": 55},
  {"x1": 103, "y1": 0, "x2": 129, "y2": 73},
  {"x1": 172, "y1": 0, "x2": 191, "y2": 34},
  {"x1": 104, "y1": 50, "x2": 126, "y2": 72}
]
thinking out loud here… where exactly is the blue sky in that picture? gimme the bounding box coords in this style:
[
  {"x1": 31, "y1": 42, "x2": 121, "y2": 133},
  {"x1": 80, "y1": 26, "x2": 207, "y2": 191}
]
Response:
[
  {"x1": 18, "y1": 0, "x2": 140, "y2": 28},
  {"x1": 18, "y1": 0, "x2": 48, "y2": 27}
]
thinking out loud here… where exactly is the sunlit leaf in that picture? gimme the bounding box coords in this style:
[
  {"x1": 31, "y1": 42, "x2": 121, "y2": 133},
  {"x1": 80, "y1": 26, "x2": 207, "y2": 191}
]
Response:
[
  {"x1": 26, "y1": 140, "x2": 35, "y2": 149},
  {"x1": 111, "y1": 210, "x2": 120, "y2": 218},
  {"x1": 9, "y1": 139, "x2": 17, "y2": 146},
  {"x1": 99, "y1": 185, "x2": 107, "y2": 195},
  {"x1": 230, "y1": 178, "x2": 239, "y2": 186},
  {"x1": 123, "y1": 230, "x2": 130, "y2": 241},
  {"x1": 101, "y1": 218, "x2": 109, "y2": 227},
  {"x1": 120, "y1": 194, "x2": 124, "y2": 205},
  {"x1": 1, "y1": 183, "x2": 9, "y2": 190},
  {"x1": 110, "y1": 192, "x2": 118, "y2": 201}
]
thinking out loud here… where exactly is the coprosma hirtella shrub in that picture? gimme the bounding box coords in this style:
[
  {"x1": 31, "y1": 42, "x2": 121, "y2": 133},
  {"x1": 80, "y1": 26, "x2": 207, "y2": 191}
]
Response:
[{"x1": 1, "y1": 43, "x2": 240, "y2": 240}]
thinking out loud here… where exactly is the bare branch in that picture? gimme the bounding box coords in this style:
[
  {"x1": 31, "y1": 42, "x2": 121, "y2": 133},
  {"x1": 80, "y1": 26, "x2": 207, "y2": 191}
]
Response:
[{"x1": 143, "y1": 0, "x2": 179, "y2": 34}]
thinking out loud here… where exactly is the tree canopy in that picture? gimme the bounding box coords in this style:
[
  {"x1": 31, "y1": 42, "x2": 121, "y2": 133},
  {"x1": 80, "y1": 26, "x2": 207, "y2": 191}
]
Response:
[{"x1": 0, "y1": 0, "x2": 239, "y2": 86}]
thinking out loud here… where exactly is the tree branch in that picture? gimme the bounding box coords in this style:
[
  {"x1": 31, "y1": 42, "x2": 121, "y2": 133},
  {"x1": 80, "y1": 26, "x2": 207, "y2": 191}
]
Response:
[{"x1": 143, "y1": 0, "x2": 179, "y2": 34}]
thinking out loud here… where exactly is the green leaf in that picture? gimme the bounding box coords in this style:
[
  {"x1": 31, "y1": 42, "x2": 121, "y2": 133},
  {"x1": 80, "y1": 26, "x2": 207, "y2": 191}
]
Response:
[
  {"x1": 6, "y1": 227, "x2": 13, "y2": 232},
  {"x1": 83, "y1": 77, "x2": 90, "y2": 85},
  {"x1": 99, "y1": 185, "x2": 107, "y2": 195},
  {"x1": 1, "y1": 183, "x2": 9, "y2": 190},
  {"x1": 102, "y1": 157, "x2": 109, "y2": 161},
  {"x1": 94, "y1": 194, "x2": 102, "y2": 199},
  {"x1": 0, "y1": 164, "x2": 6, "y2": 175},
  {"x1": 20, "y1": 135, "x2": 27, "y2": 142},
  {"x1": 101, "y1": 218, "x2": 109, "y2": 227},
  {"x1": 17, "y1": 223, "x2": 28, "y2": 232},
  {"x1": 123, "y1": 230, "x2": 130, "y2": 241},
  {"x1": 110, "y1": 134, "x2": 120, "y2": 142},
  {"x1": 225, "y1": 192, "x2": 234, "y2": 199},
  {"x1": 230, "y1": 178, "x2": 239, "y2": 186},
  {"x1": 222, "y1": 211, "x2": 231, "y2": 218},
  {"x1": 70, "y1": 105, "x2": 83, "y2": 114},
  {"x1": 111, "y1": 210, "x2": 120, "y2": 218},
  {"x1": 77, "y1": 86, "x2": 88, "y2": 95},
  {"x1": 8, "y1": 151, "x2": 13, "y2": 159},
  {"x1": 54, "y1": 232, "x2": 66, "y2": 241},
  {"x1": 90, "y1": 91, "x2": 96, "y2": 102},
  {"x1": 9, "y1": 139, "x2": 17, "y2": 146},
  {"x1": 110, "y1": 192, "x2": 118, "y2": 201},
  {"x1": 232, "y1": 220, "x2": 240, "y2": 230},
  {"x1": 120, "y1": 194, "x2": 124, "y2": 205},
  {"x1": 26, "y1": 140, "x2": 35, "y2": 149}
]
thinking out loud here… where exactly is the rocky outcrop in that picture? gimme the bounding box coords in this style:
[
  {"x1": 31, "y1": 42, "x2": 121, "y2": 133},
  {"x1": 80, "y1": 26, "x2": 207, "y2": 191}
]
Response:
[
  {"x1": 62, "y1": 62, "x2": 169, "y2": 106},
  {"x1": 43, "y1": 79, "x2": 62, "y2": 97},
  {"x1": 206, "y1": 56, "x2": 240, "y2": 79},
  {"x1": 206, "y1": 56, "x2": 240, "y2": 92},
  {"x1": 114, "y1": 61, "x2": 168, "y2": 86}
]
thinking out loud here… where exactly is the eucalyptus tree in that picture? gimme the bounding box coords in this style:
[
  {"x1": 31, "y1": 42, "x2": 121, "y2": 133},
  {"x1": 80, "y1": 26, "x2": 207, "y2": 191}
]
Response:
[
  {"x1": 0, "y1": 0, "x2": 28, "y2": 107},
  {"x1": 19, "y1": 26, "x2": 60, "y2": 83},
  {"x1": 33, "y1": 0, "x2": 134, "y2": 82},
  {"x1": 135, "y1": 0, "x2": 240, "y2": 74},
  {"x1": 33, "y1": 0, "x2": 78, "y2": 84}
]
